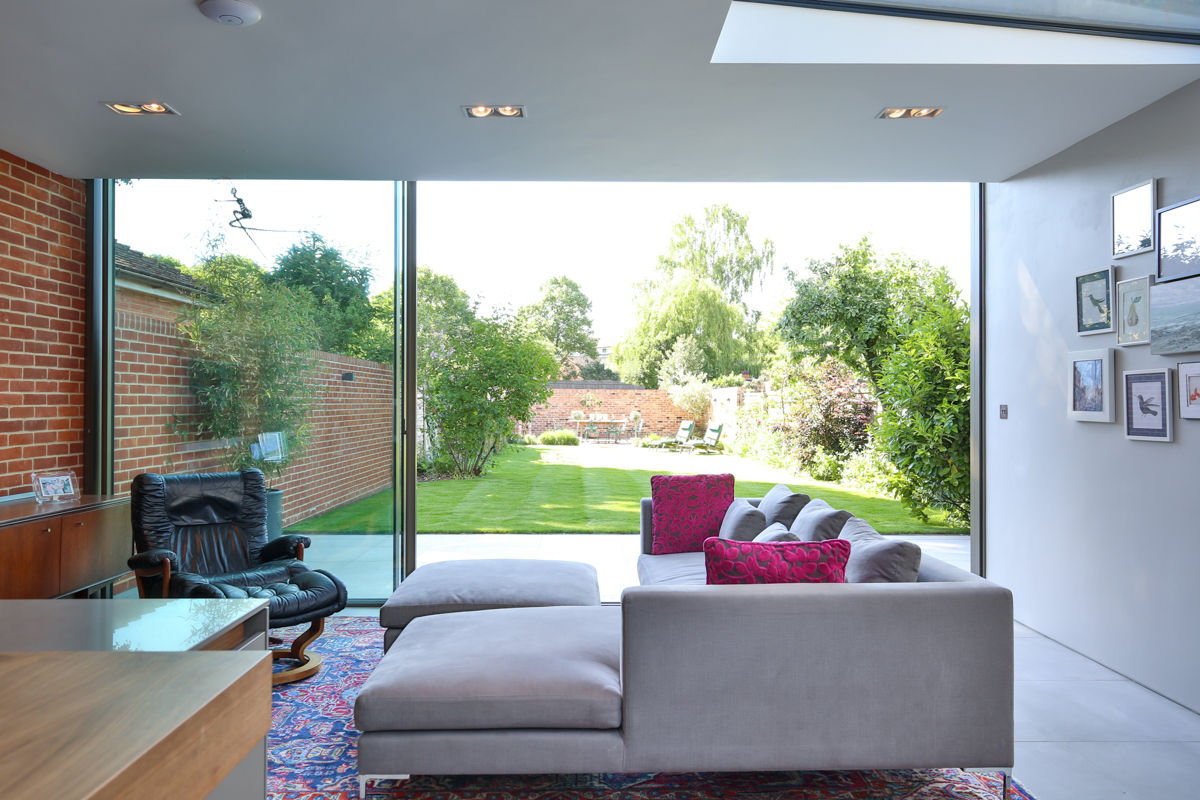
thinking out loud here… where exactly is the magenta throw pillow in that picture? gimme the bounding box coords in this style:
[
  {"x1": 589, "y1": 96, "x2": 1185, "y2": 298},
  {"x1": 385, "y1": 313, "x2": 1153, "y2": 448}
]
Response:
[
  {"x1": 650, "y1": 473, "x2": 735, "y2": 554},
  {"x1": 703, "y1": 537, "x2": 851, "y2": 584}
]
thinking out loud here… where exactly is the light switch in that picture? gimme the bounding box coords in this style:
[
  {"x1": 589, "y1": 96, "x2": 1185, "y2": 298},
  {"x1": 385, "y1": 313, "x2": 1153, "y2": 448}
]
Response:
[{"x1": 999, "y1": 404, "x2": 1008, "y2": 419}]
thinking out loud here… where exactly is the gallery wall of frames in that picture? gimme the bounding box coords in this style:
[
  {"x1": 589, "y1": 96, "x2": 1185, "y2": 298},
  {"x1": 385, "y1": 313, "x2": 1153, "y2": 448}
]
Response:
[{"x1": 1069, "y1": 178, "x2": 1200, "y2": 441}]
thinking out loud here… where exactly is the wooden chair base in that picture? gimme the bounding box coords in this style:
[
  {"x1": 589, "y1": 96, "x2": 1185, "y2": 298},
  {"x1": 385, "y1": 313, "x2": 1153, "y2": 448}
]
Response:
[{"x1": 271, "y1": 617, "x2": 326, "y2": 685}]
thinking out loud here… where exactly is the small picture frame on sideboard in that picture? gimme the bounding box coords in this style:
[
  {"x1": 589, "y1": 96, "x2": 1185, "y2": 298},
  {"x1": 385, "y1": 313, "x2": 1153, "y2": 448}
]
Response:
[{"x1": 31, "y1": 469, "x2": 80, "y2": 503}]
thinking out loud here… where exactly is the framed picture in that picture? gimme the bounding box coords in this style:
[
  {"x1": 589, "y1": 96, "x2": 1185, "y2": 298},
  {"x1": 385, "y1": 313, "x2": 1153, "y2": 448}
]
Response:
[
  {"x1": 1179, "y1": 361, "x2": 1200, "y2": 420},
  {"x1": 1115, "y1": 275, "x2": 1152, "y2": 346},
  {"x1": 1112, "y1": 179, "x2": 1155, "y2": 258},
  {"x1": 1068, "y1": 348, "x2": 1115, "y2": 422},
  {"x1": 1075, "y1": 267, "x2": 1114, "y2": 335},
  {"x1": 1157, "y1": 193, "x2": 1200, "y2": 282},
  {"x1": 31, "y1": 469, "x2": 80, "y2": 503},
  {"x1": 1149, "y1": 274, "x2": 1200, "y2": 355},
  {"x1": 1124, "y1": 368, "x2": 1173, "y2": 442},
  {"x1": 257, "y1": 431, "x2": 286, "y2": 462}
]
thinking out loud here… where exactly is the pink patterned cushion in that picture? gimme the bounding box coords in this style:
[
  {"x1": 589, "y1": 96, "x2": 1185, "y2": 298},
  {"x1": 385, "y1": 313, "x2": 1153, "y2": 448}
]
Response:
[
  {"x1": 650, "y1": 473, "x2": 735, "y2": 555},
  {"x1": 703, "y1": 537, "x2": 851, "y2": 585}
]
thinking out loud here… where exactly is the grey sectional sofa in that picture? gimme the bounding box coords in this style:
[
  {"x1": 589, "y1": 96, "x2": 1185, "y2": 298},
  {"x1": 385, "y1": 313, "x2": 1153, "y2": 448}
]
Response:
[{"x1": 355, "y1": 498, "x2": 1015, "y2": 798}]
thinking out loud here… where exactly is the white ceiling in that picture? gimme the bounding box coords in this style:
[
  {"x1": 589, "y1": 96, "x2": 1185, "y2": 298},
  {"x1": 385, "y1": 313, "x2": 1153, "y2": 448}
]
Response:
[{"x1": 1, "y1": 0, "x2": 1198, "y2": 182}]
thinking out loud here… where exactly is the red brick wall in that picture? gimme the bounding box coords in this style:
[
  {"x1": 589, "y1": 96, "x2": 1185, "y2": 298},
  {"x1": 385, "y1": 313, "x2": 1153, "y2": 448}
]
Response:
[
  {"x1": 0, "y1": 150, "x2": 87, "y2": 497},
  {"x1": 113, "y1": 284, "x2": 394, "y2": 526},
  {"x1": 528, "y1": 382, "x2": 703, "y2": 438}
]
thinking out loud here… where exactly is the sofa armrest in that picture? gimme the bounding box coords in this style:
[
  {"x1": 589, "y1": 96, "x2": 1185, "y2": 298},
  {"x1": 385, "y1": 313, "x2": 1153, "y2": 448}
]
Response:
[
  {"x1": 261, "y1": 533, "x2": 311, "y2": 563},
  {"x1": 619, "y1": 580, "x2": 1013, "y2": 773}
]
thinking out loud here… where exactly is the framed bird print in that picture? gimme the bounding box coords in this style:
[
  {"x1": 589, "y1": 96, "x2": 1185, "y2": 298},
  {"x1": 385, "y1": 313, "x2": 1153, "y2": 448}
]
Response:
[
  {"x1": 1076, "y1": 267, "x2": 1115, "y2": 335},
  {"x1": 1124, "y1": 368, "x2": 1173, "y2": 442},
  {"x1": 1068, "y1": 348, "x2": 1114, "y2": 422},
  {"x1": 1115, "y1": 275, "x2": 1151, "y2": 346}
]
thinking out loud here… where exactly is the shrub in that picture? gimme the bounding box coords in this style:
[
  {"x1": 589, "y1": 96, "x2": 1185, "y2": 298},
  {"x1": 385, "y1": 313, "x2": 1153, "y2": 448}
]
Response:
[
  {"x1": 522, "y1": 434, "x2": 539, "y2": 445},
  {"x1": 807, "y1": 446, "x2": 844, "y2": 482},
  {"x1": 539, "y1": 429, "x2": 580, "y2": 446},
  {"x1": 666, "y1": 374, "x2": 712, "y2": 422},
  {"x1": 840, "y1": 439, "x2": 897, "y2": 495}
]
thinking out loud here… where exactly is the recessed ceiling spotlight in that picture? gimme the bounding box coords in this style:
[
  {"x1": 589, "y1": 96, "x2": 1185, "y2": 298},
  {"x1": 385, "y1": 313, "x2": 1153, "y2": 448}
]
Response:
[
  {"x1": 198, "y1": 0, "x2": 262, "y2": 26},
  {"x1": 104, "y1": 101, "x2": 180, "y2": 116},
  {"x1": 463, "y1": 105, "x2": 525, "y2": 119},
  {"x1": 877, "y1": 107, "x2": 944, "y2": 120}
]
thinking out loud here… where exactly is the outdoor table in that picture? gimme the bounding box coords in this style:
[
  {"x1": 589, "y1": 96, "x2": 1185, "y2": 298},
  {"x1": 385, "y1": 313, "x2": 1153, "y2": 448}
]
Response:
[{"x1": 571, "y1": 417, "x2": 628, "y2": 442}]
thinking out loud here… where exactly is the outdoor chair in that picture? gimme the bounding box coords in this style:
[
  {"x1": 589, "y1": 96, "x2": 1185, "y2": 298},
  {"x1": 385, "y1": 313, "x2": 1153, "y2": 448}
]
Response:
[
  {"x1": 646, "y1": 420, "x2": 694, "y2": 449},
  {"x1": 680, "y1": 422, "x2": 724, "y2": 453},
  {"x1": 128, "y1": 468, "x2": 348, "y2": 685}
]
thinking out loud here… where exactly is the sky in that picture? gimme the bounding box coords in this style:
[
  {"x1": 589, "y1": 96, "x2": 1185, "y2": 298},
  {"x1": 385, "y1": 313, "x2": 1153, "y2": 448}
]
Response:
[{"x1": 116, "y1": 179, "x2": 972, "y2": 344}]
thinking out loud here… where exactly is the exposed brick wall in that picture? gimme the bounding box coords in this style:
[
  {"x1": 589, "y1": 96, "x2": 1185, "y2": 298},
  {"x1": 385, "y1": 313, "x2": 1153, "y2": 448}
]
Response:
[
  {"x1": 113, "y1": 284, "x2": 394, "y2": 526},
  {"x1": 527, "y1": 382, "x2": 702, "y2": 438},
  {"x1": 0, "y1": 150, "x2": 87, "y2": 497}
]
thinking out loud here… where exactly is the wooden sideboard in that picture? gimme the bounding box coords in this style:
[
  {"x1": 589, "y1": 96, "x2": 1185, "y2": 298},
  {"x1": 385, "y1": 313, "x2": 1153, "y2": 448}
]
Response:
[{"x1": 0, "y1": 496, "x2": 131, "y2": 599}]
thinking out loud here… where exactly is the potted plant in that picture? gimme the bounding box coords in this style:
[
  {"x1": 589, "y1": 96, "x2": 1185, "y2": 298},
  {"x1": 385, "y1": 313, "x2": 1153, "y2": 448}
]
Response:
[{"x1": 176, "y1": 283, "x2": 320, "y2": 538}]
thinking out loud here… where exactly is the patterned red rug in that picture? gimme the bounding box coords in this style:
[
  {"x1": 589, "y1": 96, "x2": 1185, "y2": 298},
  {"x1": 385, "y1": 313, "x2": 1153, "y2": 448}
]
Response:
[{"x1": 270, "y1": 616, "x2": 1034, "y2": 800}]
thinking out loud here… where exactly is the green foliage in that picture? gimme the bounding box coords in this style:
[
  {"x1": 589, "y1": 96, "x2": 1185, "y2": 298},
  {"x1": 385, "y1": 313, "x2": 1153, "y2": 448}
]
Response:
[
  {"x1": 419, "y1": 277, "x2": 560, "y2": 477},
  {"x1": 516, "y1": 276, "x2": 598, "y2": 376},
  {"x1": 710, "y1": 372, "x2": 745, "y2": 388},
  {"x1": 840, "y1": 438, "x2": 898, "y2": 495},
  {"x1": 657, "y1": 204, "x2": 775, "y2": 306},
  {"x1": 807, "y1": 446, "x2": 844, "y2": 482},
  {"x1": 351, "y1": 286, "x2": 396, "y2": 364},
  {"x1": 666, "y1": 375, "x2": 712, "y2": 422},
  {"x1": 538, "y1": 429, "x2": 580, "y2": 446},
  {"x1": 177, "y1": 284, "x2": 320, "y2": 481},
  {"x1": 615, "y1": 206, "x2": 774, "y2": 388},
  {"x1": 778, "y1": 237, "x2": 932, "y2": 390},
  {"x1": 186, "y1": 253, "x2": 267, "y2": 298},
  {"x1": 272, "y1": 233, "x2": 374, "y2": 356},
  {"x1": 522, "y1": 434, "x2": 539, "y2": 445},
  {"x1": 577, "y1": 361, "x2": 620, "y2": 381},
  {"x1": 873, "y1": 272, "x2": 971, "y2": 524},
  {"x1": 657, "y1": 334, "x2": 707, "y2": 388}
]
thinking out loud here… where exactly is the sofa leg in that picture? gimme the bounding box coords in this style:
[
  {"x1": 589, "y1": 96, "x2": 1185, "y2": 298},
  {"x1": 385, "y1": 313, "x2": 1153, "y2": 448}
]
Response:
[{"x1": 272, "y1": 617, "x2": 325, "y2": 685}]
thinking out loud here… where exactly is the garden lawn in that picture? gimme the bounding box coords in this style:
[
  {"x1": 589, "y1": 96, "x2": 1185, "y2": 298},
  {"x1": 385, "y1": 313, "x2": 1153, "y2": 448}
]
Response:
[{"x1": 286, "y1": 445, "x2": 965, "y2": 535}]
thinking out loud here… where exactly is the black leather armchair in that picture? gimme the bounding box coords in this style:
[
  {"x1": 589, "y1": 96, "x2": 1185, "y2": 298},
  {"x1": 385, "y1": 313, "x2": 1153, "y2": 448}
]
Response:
[{"x1": 129, "y1": 469, "x2": 348, "y2": 684}]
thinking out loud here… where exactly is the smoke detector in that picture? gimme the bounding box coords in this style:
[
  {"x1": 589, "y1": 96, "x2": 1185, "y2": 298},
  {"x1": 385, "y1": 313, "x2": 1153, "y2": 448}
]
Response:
[{"x1": 198, "y1": 0, "x2": 262, "y2": 26}]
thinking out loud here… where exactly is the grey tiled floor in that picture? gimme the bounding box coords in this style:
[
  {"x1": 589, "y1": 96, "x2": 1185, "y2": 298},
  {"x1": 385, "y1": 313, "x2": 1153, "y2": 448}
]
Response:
[{"x1": 325, "y1": 533, "x2": 1200, "y2": 799}]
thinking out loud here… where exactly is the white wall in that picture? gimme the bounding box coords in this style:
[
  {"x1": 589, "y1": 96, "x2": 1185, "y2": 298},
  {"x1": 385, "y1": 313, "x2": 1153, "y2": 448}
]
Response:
[{"x1": 986, "y1": 78, "x2": 1200, "y2": 713}]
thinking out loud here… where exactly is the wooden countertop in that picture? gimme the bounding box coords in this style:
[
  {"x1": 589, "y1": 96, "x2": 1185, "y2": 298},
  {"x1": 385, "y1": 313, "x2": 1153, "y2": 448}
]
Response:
[
  {"x1": 0, "y1": 495, "x2": 128, "y2": 528},
  {"x1": 0, "y1": 650, "x2": 270, "y2": 800}
]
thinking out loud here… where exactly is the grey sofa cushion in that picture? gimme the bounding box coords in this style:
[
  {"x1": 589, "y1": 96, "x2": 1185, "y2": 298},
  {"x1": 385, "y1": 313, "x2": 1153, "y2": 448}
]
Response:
[
  {"x1": 356, "y1": 606, "x2": 623, "y2": 732},
  {"x1": 753, "y1": 523, "x2": 800, "y2": 543},
  {"x1": 637, "y1": 552, "x2": 706, "y2": 585},
  {"x1": 838, "y1": 518, "x2": 923, "y2": 583},
  {"x1": 789, "y1": 498, "x2": 853, "y2": 541},
  {"x1": 756, "y1": 484, "x2": 811, "y2": 527},
  {"x1": 718, "y1": 499, "x2": 767, "y2": 541},
  {"x1": 379, "y1": 558, "x2": 600, "y2": 631}
]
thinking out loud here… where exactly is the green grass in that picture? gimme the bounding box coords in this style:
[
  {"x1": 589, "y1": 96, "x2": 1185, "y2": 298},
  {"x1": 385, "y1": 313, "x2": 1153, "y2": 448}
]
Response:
[{"x1": 286, "y1": 445, "x2": 965, "y2": 535}]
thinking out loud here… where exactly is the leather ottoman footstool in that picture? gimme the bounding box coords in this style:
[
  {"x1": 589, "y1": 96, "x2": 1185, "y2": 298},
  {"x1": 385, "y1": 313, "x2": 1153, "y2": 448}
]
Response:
[{"x1": 379, "y1": 558, "x2": 602, "y2": 650}]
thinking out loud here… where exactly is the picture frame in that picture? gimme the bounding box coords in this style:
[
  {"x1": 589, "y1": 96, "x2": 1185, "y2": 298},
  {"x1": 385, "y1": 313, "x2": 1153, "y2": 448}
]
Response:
[
  {"x1": 1068, "y1": 348, "x2": 1115, "y2": 422},
  {"x1": 1179, "y1": 361, "x2": 1200, "y2": 420},
  {"x1": 1157, "y1": 193, "x2": 1200, "y2": 282},
  {"x1": 1149, "y1": 274, "x2": 1200, "y2": 355},
  {"x1": 1115, "y1": 275, "x2": 1152, "y2": 346},
  {"x1": 257, "y1": 431, "x2": 286, "y2": 462},
  {"x1": 31, "y1": 469, "x2": 80, "y2": 503},
  {"x1": 1112, "y1": 179, "x2": 1155, "y2": 259},
  {"x1": 1124, "y1": 368, "x2": 1173, "y2": 442},
  {"x1": 1075, "y1": 267, "x2": 1114, "y2": 335}
]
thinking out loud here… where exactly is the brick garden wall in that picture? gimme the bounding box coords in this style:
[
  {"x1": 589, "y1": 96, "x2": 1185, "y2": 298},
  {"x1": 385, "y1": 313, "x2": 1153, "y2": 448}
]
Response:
[
  {"x1": 113, "y1": 285, "x2": 394, "y2": 527},
  {"x1": 527, "y1": 381, "x2": 703, "y2": 438},
  {"x1": 0, "y1": 150, "x2": 87, "y2": 497}
]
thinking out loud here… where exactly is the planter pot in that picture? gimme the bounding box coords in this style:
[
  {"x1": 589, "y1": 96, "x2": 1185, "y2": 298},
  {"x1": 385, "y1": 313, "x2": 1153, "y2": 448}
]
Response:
[{"x1": 267, "y1": 488, "x2": 284, "y2": 540}]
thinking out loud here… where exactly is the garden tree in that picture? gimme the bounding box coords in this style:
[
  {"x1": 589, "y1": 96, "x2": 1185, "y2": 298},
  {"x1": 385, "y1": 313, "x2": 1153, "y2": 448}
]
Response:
[
  {"x1": 516, "y1": 276, "x2": 598, "y2": 376},
  {"x1": 148, "y1": 253, "x2": 187, "y2": 271},
  {"x1": 187, "y1": 253, "x2": 267, "y2": 298},
  {"x1": 777, "y1": 237, "x2": 935, "y2": 391},
  {"x1": 656, "y1": 334, "x2": 707, "y2": 388},
  {"x1": 416, "y1": 267, "x2": 476, "y2": 375},
  {"x1": 613, "y1": 272, "x2": 747, "y2": 388},
  {"x1": 422, "y1": 314, "x2": 558, "y2": 477},
  {"x1": 577, "y1": 361, "x2": 620, "y2": 381},
  {"x1": 658, "y1": 204, "x2": 776, "y2": 308},
  {"x1": 873, "y1": 270, "x2": 971, "y2": 524},
  {"x1": 666, "y1": 376, "x2": 712, "y2": 423},
  {"x1": 272, "y1": 233, "x2": 374, "y2": 355},
  {"x1": 352, "y1": 286, "x2": 396, "y2": 364},
  {"x1": 177, "y1": 283, "x2": 320, "y2": 482}
]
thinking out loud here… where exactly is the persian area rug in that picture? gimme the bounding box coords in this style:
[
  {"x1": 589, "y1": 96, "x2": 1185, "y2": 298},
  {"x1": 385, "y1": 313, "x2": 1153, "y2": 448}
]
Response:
[{"x1": 270, "y1": 616, "x2": 1035, "y2": 800}]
